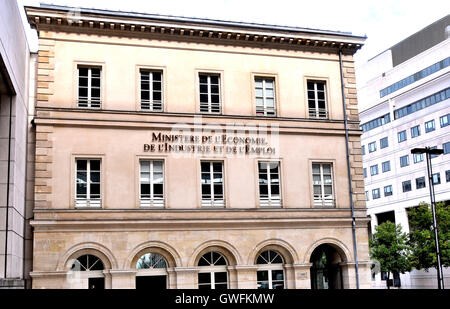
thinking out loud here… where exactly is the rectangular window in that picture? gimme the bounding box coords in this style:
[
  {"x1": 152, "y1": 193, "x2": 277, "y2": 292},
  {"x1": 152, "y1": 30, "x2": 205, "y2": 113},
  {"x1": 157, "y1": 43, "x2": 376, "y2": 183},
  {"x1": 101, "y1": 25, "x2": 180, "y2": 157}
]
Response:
[
  {"x1": 363, "y1": 168, "x2": 367, "y2": 178},
  {"x1": 258, "y1": 162, "x2": 281, "y2": 207},
  {"x1": 307, "y1": 80, "x2": 328, "y2": 118},
  {"x1": 372, "y1": 188, "x2": 380, "y2": 199},
  {"x1": 411, "y1": 125, "x2": 421, "y2": 138},
  {"x1": 413, "y1": 153, "x2": 424, "y2": 163},
  {"x1": 443, "y1": 142, "x2": 450, "y2": 155},
  {"x1": 384, "y1": 185, "x2": 393, "y2": 197},
  {"x1": 199, "y1": 74, "x2": 221, "y2": 114},
  {"x1": 78, "y1": 66, "x2": 101, "y2": 109},
  {"x1": 416, "y1": 177, "x2": 426, "y2": 189},
  {"x1": 365, "y1": 191, "x2": 369, "y2": 201},
  {"x1": 432, "y1": 173, "x2": 441, "y2": 185},
  {"x1": 398, "y1": 130, "x2": 407, "y2": 143},
  {"x1": 362, "y1": 145, "x2": 366, "y2": 156},
  {"x1": 370, "y1": 165, "x2": 379, "y2": 176},
  {"x1": 255, "y1": 77, "x2": 276, "y2": 116},
  {"x1": 140, "y1": 160, "x2": 164, "y2": 207},
  {"x1": 140, "y1": 70, "x2": 163, "y2": 111},
  {"x1": 400, "y1": 155, "x2": 410, "y2": 167},
  {"x1": 368, "y1": 141, "x2": 377, "y2": 153},
  {"x1": 402, "y1": 180, "x2": 412, "y2": 193},
  {"x1": 440, "y1": 114, "x2": 449, "y2": 128},
  {"x1": 312, "y1": 163, "x2": 334, "y2": 207},
  {"x1": 382, "y1": 161, "x2": 391, "y2": 173},
  {"x1": 201, "y1": 161, "x2": 225, "y2": 207},
  {"x1": 380, "y1": 137, "x2": 389, "y2": 149},
  {"x1": 425, "y1": 119, "x2": 435, "y2": 133},
  {"x1": 446, "y1": 170, "x2": 450, "y2": 182},
  {"x1": 75, "y1": 159, "x2": 101, "y2": 207}
]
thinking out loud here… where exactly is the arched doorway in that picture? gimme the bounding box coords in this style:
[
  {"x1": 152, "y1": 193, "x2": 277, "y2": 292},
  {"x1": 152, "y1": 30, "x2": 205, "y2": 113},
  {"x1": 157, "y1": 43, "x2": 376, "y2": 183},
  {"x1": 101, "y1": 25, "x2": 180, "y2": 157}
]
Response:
[
  {"x1": 135, "y1": 252, "x2": 168, "y2": 289},
  {"x1": 310, "y1": 244, "x2": 343, "y2": 289}
]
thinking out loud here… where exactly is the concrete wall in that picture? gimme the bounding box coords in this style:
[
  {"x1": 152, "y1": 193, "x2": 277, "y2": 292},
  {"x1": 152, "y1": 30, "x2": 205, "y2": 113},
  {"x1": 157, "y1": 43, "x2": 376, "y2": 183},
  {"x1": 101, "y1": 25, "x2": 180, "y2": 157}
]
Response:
[{"x1": 0, "y1": 0, "x2": 31, "y2": 288}]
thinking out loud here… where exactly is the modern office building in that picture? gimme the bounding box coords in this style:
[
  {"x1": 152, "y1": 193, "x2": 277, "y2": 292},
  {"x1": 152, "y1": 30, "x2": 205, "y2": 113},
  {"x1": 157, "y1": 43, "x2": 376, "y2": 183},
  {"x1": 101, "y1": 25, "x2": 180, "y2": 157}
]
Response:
[
  {"x1": 25, "y1": 4, "x2": 370, "y2": 289},
  {"x1": 357, "y1": 15, "x2": 450, "y2": 288},
  {"x1": 0, "y1": 0, "x2": 35, "y2": 289}
]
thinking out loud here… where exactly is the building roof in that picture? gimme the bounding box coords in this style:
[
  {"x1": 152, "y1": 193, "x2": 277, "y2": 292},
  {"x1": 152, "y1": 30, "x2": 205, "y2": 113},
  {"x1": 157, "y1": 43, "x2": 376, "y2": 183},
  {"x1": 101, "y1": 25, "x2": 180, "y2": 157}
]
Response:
[{"x1": 25, "y1": 4, "x2": 366, "y2": 54}]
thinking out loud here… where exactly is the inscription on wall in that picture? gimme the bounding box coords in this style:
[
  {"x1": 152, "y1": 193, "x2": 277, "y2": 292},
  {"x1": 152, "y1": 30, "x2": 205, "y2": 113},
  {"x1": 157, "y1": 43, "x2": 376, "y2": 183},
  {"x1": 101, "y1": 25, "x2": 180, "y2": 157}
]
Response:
[{"x1": 144, "y1": 132, "x2": 277, "y2": 156}]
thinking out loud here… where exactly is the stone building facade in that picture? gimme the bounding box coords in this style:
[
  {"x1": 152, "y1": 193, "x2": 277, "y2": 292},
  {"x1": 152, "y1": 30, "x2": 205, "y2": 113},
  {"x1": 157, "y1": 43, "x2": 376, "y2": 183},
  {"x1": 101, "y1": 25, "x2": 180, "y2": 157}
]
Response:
[{"x1": 25, "y1": 4, "x2": 370, "y2": 289}]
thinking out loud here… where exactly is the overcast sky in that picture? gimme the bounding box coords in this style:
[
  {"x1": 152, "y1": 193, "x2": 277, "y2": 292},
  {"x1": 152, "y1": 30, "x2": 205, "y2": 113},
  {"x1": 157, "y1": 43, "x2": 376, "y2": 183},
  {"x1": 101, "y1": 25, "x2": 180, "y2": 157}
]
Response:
[{"x1": 18, "y1": 0, "x2": 450, "y2": 66}]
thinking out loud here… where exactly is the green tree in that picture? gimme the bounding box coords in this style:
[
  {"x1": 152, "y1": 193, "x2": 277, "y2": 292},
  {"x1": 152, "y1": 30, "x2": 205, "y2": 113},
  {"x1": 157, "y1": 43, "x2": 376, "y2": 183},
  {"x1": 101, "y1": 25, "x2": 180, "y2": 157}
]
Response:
[
  {"x1": 369, "y1": 221, "x2": 412, "y2": 289},
  {"x1": 408, "y1": 201, "x2": 450, "y2": 271}
]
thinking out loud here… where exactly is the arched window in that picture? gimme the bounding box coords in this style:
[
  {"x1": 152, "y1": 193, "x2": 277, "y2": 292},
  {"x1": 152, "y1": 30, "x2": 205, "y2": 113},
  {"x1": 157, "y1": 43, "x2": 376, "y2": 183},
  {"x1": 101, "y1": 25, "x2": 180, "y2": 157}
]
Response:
[
  {"x1": 71, "y1": 254, "x2": 104, "y2": 271},
  {"x1": 256, "y1": 250, "x2": 284, "y2": 289},
  {"x1": 136, "y1": 253, "x2": 167, "y2": 269},
  {"x1": 135, "y1": 252, "x2": 168, "y2": 289},
  {"x1": 70, "y1": 254, "x2": 105, "y2": 289},
  {"x1": 197, "y1": 251, "x2": 228, "y2": 289}
]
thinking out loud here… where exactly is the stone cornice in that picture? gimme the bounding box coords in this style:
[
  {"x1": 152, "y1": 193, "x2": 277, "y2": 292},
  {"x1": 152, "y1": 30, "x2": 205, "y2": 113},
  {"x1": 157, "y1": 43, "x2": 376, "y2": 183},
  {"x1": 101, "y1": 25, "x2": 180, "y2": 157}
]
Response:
[{"x1": 25, "y1": 5, "x2": 365, "y2": 54}]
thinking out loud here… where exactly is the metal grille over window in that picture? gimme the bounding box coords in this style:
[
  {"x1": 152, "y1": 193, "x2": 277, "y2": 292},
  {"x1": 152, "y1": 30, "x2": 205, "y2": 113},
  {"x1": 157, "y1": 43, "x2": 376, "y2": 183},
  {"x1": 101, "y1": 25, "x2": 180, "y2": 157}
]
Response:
[
  {"x1": 312, "y1": 163, "x2": 334, "y2": 207},
  {"x1": 199, "y1": 74, "x2": 221, "y2": 113},
  {"x1": 78, "y1": 67, "x2": 101, "y2": 108},
  {"x1": 256, "y1": 250, "x2": 284, "y2": 289},
  {"x1": 140, "y1": 160, "x2": 164, "y2": 207},
  {"x1": 255, "y1": 77, "x2": 276, "y2": 116},
  {"x1": 136, "y1": 253, "x2": 167, "y2": 269},
  {"x1": 201, "y1": 161, "x2": 224, "y2": 207},
  {"x1": 307, "y1": 80, "x2": 328, "y2": 119},
  {"x1": 258, "y1": 162, "x2": 281, "y2": 207},
  {"x1": 71, "y1": 254, "x2": 104, "y2": 271},
  {"x1": 140, "y1": 70, "x2": 163, "y2": 111},
  {"x1": 76, "y1": 159, "x2": 101, "y2": 207}
]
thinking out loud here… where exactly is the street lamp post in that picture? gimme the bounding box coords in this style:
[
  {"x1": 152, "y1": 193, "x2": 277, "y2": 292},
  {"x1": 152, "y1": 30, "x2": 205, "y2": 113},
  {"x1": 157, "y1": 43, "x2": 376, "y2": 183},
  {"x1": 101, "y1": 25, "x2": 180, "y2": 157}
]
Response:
[{"x1": 411, "y1": 146, "x2": 445, "y2": 289}]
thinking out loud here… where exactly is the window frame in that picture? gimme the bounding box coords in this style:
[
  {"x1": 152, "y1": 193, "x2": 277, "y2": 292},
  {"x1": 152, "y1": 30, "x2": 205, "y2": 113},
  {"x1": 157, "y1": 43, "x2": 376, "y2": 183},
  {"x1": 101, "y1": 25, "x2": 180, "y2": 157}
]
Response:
[
  {"x1": 425, "y1": 119, "x2": 435, "y2": 133},
  {"x1": 384, "y1": 185, "x2": 393, "y2": 197},
  {"x1": 411, "y1": 125, "x2": 421, "y2": 138},
  {"x1": 311, "y1": 162, "x2": 335, "y2": 208},
  {"x1": 380, "y1": 137, "x2": 389, "y2": 149},
  {"x1": 139, "y1": 159, "x2": 165, "y2": 208},
  {"x1": 197, "y1": 252, "x2": 229, "y2": 290},
  {"x1": 372, "y1": 188, "x2": 381, "y2": 200},
  {"x1": 77, "y1": 65, "x2": 102, "y2": 109},
  {"x1": 198, "y1": 72, "x2": 222, "y2": 114},
  {"x1": 258, "y1": 161, "x2": 282, "y2": 207},
  {"x1": 139, "y1": 69, "x2": 164, "y2": 112},
  {"x1": 253, "y1": 75, "x2": 278, "y2": 117},
  {"x1": 402, "y1": 180, "x2": 412, "y2": 193},
  {"x1": 368, "y1": 141, "x2": 377, "y2": 153},
  {"x1": 400, "y1": 155, "x2": 410, "y2": 168},
  {"x1": 200, "y1": 161, "x2": 225, "y2": 207},
  {"x1": 382, "y1": 161, "x2": 391, "y2": 173},
  {"x1": 256, "y1": 250, "x2": 285, "y2": 289},
  {"x1": 415, "y1": 177, "x2": 426, "y2": 189},
  {"x1": 440, "y1": 114, "x2": 449, "y2": 128},
  {"x1": 306, "y1": 79, "x2": 328, "y2": 119},
  {"x1": 370, "y1": 164, "x2": 379, "y2": 176},
  {"x1": 74, "y1": 158, "x2": 102, "y2": 208},
  {"x1": 397, "y1": 130, "x2": 407, "y2": 143}
]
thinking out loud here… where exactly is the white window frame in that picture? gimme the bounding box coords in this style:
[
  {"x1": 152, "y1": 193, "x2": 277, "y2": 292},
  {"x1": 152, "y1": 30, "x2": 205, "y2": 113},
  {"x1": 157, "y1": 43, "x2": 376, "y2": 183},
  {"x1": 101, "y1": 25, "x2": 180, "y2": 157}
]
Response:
[
  {"x1": 199, "y1": 73, "x2": 221, "y2": 114},
  {"x1": 140, "y1": 70, "x2": 163, "y2": 111},
  {"x1": 255, "y1": 77, "x2": 276, "y2": 117},
  {"x1": 75, "y1": 159, "x2": 101, "y2": 208},
  {"x1": 425, "y1": 119, "x2": 435, "y2": 133},
  {"x1": 312, "y1": 163, "x2": 335, "y2": 207},
  {"x1": 256, "y1": 250, "x2": 285, "y2": 290},
  {"x1": 307, "y1": 80, "x2": 328, "y2": 119},
  {"x1": 368, "y1": 141, "x2": 377, "y2": 153},
  {"x1": 258, "y1": 161, "x2": 282, "y2": 207},
  {"x1": 197, "y1": 252, "x2": 229, "y2": 290},
  {"x1": 77, "y1": 66, "x2": 101, "y2": 109},
  {"x1": 201, "y1": 161, "x2": 225, "y2": 207},
  {"x1": 139, "y1": 160, "x2": 164, "y2": 207}
]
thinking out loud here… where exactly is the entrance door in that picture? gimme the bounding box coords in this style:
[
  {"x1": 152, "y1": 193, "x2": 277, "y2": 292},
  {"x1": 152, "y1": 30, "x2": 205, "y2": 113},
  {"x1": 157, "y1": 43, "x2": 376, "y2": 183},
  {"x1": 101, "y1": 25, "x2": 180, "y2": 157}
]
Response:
[
  {"x1": 88, "y1": 277, "x2": 105, "y2": 289},
  {"x1": 310, "y1": 244, "x2": 343, "y2": 289},
  {"x1": 136, "y1": 275, "x2": 167, "y2": 289}
]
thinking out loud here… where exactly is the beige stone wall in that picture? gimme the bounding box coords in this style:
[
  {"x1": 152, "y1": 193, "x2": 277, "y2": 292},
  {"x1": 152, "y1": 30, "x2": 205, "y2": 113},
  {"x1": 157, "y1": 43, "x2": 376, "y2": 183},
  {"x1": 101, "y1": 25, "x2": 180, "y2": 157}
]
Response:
[{"x1": 28, "y1": 13, "x2": 370, "y2": 289}]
